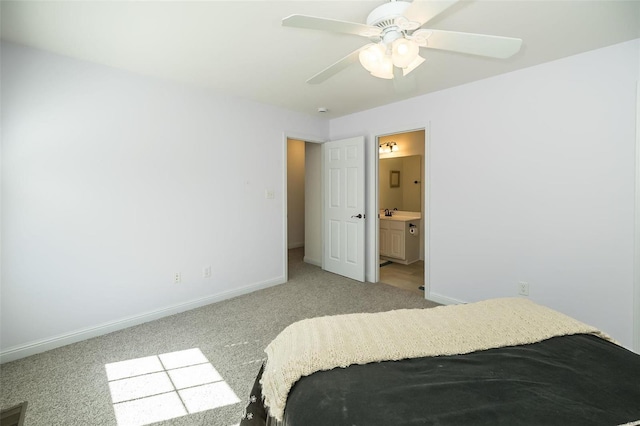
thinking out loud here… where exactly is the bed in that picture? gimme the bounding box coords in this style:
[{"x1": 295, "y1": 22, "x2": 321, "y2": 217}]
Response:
[{"x1": 239, "y1": 298, "x2": 640, "y2": 426}]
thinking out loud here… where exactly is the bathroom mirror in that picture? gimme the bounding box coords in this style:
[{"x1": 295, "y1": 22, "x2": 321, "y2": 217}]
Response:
[{"x1": 379, "y1": 155, "x2": 422, "y2": 212}]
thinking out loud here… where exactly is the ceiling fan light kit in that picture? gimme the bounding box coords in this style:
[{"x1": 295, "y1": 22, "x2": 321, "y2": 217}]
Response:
[
  {"x1": 282, "y1": 0, "x2": 523, "y2": 84},
  {"x1": 391, "y1": 38, "x2": 420, "y2": 68},
  {"x1": 359, "y1": 44, "x2": 391, "y2": 78},
  {"x1": 359, "y1": 38, "x2": 422, "y2": 79},
  {"x1": 370, "y1": 58, "x2": 394, "y2": 79}
]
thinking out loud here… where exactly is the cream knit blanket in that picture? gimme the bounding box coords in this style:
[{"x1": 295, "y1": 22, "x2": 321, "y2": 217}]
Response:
[{"x1": 261, "y1": 297, "x2": 613, "y2": 421}]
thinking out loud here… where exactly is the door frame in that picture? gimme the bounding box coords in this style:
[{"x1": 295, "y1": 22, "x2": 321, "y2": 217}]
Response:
[
  {"x1": 282, "y1": 123, "x2": 432, "y2": 298},
  {"x1": 634, "y1": 81, "x2": 640, "y2": 353},
  {"x1": 369, "y1": 123, "x2": 431, "y2": 299}
]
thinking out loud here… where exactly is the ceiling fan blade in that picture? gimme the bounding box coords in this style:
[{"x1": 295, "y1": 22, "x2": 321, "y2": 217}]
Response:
[
  {"x1": 393, "y1": 67, "x2": 417, "y2": 94},
  {"x1": 403, "y1": 0, "x2": 459, "y2": 26},
  {"x1": 306, "y1": 48, "x2": 362, "y2": 84},
  {"x1": 283, "y1": 14, "x2": 381, "y2": 38},
  {"x1": 403, "y1": 55, "x2": 426, "y2": 76},
  {"x1": 423, "y1": 29, "x2": 523, "y2": 58}
]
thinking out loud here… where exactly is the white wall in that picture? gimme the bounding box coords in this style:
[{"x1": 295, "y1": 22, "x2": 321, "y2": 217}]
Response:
[
  {"x1": 1, "y1": 42, "x2": 328, "y2": 360},
  {"x1": 287, "y1": 139, "x2": 305, "y2": 249},
  {"x1": 330, "y1": 39, "x2": 640, "y2": 348}
]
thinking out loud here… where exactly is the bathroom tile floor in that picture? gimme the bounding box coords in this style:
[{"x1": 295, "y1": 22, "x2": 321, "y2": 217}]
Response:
[{"x1": 379, "y1": 260, "x2": 424, "y2": 295}]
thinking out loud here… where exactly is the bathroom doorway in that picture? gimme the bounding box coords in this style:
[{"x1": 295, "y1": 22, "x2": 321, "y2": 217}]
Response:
[{"x1": 378, "y1": 130, "x2": 425, "y2": 294}]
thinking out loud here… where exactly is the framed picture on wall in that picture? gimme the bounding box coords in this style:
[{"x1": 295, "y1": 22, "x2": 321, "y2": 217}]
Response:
[{"x1": 390, "y1": 170, "x2": 400, "y2": 188}]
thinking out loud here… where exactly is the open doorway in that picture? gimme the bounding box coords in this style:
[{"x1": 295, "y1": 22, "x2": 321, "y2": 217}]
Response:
[
  {"x1": 286, "y1": 138, "x2": 323, "y2": 280},
  {"x1": 287, "y1": 138, "x2": 306, "y2": 276},
  {"x1": 377, "y1": 130, "x2": 426, "y2": 294},
  {"x1": 287, "y1": 139, "x2": 305, "y2": 251}
]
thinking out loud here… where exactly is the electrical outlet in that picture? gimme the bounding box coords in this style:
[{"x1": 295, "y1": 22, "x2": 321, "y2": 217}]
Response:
[
  {"x1": 203, "y1": 266, "x2": 212, "y2": 278},
  {"x1": 174, "y1": 272, "x2": 181, "y2": 284},
  {"x1": 518, "y1": 281, "x2": 529, "y2": 296}
]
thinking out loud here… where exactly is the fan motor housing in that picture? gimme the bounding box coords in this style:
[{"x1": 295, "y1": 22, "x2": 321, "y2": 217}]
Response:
[{"x1": 366, "y1": 1, "x2": 411, "y2": 28}]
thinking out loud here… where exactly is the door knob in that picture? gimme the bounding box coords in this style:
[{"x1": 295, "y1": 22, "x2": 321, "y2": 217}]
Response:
[{"x1": 351, "y1": 214, "x2": 363, "y2": 219}]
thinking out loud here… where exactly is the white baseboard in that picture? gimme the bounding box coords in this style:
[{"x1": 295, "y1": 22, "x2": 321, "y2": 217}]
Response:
[
  {"x1": 303, "y1": 256, "x2": 321, "y2": 267},
  {"x1": 0, "y1": 276, "x2": 285, "y2": 364},
  {"x1": 426, "y1": 292, "x2": 467, "y2": 306},
  {"x1": 288, "y1": 242, "x2": 304, "y2": 249}
]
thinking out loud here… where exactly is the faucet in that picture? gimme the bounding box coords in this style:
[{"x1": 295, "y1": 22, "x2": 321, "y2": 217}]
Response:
[{"x1": 384, "y1": 209, "x2": 392, "y2": 217}]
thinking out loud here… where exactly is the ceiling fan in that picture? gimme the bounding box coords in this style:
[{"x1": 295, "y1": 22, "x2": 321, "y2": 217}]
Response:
[{"x1": 282, "y1": 0, "x2": 523, "y2": 84}]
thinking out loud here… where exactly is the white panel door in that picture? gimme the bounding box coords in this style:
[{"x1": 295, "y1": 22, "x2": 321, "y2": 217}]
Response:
[{"x1": 323, "y1": 136, "x2": 365, "y2": 282}]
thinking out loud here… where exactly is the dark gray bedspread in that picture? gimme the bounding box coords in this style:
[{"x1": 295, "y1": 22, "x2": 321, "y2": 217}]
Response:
[{"x1": 241, "y1": 334, "x2": 640, "y2": 426}]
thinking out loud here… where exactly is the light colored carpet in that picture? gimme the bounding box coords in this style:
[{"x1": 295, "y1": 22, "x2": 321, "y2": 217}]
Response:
[{"x1": 0, "y1": 248, "x2": 439, "y2": 426}]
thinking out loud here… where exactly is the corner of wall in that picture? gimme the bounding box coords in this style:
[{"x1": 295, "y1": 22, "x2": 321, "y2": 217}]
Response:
[{"x1": 426, "y1": 292, "x2": 466, "y2": 306}]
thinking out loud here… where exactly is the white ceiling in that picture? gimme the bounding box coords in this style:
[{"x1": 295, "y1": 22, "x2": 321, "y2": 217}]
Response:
[{"x1": 2, "y1": 1, "x2": 639, "y2": 118}]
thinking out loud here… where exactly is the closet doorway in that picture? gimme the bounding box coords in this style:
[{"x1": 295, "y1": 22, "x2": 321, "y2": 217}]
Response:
[{"x1": 286, "y1": 138, "x2": 323, "y2": 281}]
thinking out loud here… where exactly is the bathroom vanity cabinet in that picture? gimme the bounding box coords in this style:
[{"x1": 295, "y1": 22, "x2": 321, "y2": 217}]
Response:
[{"x1": 379, "y1": 216, "x2": 420, "y2": 265}]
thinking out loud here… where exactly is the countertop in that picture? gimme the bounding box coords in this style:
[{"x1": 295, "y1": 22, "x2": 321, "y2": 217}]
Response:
[{"x1": 379, "y1": 214, "x2": 421, "y2": 222}]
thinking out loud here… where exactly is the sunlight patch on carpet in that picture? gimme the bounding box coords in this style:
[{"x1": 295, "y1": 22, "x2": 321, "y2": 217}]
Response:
[{"x1": 105, "y1": 348, "x2": 240, "y2": 426}]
